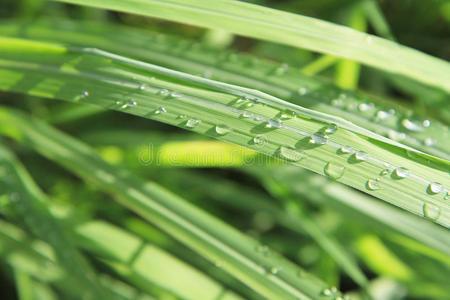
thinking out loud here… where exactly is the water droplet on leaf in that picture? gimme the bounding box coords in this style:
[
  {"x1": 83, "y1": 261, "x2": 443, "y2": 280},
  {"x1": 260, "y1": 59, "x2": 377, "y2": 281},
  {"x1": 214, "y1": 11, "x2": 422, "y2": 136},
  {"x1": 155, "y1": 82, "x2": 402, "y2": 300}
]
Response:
[
  {"x1": 427, "y1": 182, "x2": 443, "y2": 194},
  {"x1": 423, "y1": 203, "x2": 440, "y2": 220},
  {"x1": 324, "y1": 162, "x2": 345, "y2": 179},
  {"x1": 215, "y1": 125, "x2": 231, "y2": 135},
  {"x1": 278, "y1": 146, "x2": 305, "y2": 162}
]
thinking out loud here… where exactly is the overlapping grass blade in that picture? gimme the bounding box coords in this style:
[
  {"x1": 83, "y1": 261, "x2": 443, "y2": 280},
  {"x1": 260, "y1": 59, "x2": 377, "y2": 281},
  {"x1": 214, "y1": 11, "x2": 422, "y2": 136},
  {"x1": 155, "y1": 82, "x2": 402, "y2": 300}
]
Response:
[
  {"x1": 2, "y1": 20, "x2": 447, "y2": 159},
  {"x1": 51, "y1": 0, "x2": 450, "y2": 93},
  {"x1": 0, "y1": 108, "x2": 338, "y2": 300},
  {"x1": 0, "y1": 36, "x2": 448, "y2": 227}
]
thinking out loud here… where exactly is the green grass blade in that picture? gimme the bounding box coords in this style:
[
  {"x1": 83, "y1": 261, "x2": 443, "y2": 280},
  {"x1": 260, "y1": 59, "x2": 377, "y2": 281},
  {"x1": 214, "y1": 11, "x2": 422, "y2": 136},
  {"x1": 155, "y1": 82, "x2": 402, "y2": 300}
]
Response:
[
  {"x1": 0, "y1": 36, "x2": 448, "y2": 227},
  {"x1": 0, "y1": 108, "x2": 338, "y2": 300},
  {"x1": 255, "y1": 166, "x2": 450, "y2": 256},
  {"x1": 0, "y1": 145, "x2": 116, "y2": 300},
  {"x1": 14, "y1": 269, "x2": 34, "y2": 300},
  {"x1": 50, "y1": 0, "x2": 450, "y2": 94},
  {"x1": 1, "y1": 19, "x2": 447, "y2": 159}
]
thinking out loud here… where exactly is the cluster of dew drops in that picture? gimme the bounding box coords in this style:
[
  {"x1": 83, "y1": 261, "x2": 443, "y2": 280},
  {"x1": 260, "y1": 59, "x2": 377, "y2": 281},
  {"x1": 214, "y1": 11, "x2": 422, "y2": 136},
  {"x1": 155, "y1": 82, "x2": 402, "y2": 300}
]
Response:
[{"x1": 78, "y1": 83, "x2": 447, "y2": 222}]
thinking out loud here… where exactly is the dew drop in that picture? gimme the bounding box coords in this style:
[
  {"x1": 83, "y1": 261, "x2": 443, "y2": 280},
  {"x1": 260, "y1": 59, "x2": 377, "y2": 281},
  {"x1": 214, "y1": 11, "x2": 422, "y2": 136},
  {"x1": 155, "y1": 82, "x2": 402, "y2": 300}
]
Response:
[
  {"x1": 366, "y1": 35, "x2": 373, "y2": 43},
  {"x1": 424, "y1": 138, "x2": 435, "y2": 146},
  {"x1": 280, "y1": 110, "x2": 296, "y2": 120},
  {"x1": 324, "y1": 162, "x2": 345, "y2": 179},
  {"x1": 81, "y1": 90, "x2": 89, "y2": 98},
  {"x1": 270, "y1": 266, "x2": 282, "y2": 274},
  {"x1": 153, "y1": 107, "x2": 167, "y2": 114},
  {"x1": 298, "y1": 87, "x2": 309, "y2": 95},
  {"x1": 338, "y1": 146, "x2": 352, "y2": 154},
  {"x1": 354, "y1": 151, "x2": 368, "y2": 161},
  {"x1": 331, "y1": 99, "x2": 343, "y2": 106},
  {"x1": 427, "y1": 182, "x2": 443, "y2": 195},
  {"x1": 185, "y1": 119, "x2": 199, "y2": 128},
  {"x1": 423, "y1": 120, "x2": 431, "y2": 128},
  {"x1": 274, "y1": 63, "x2": 288, "y2": 75},
  {"x1": 358, "y1": 103, "x2": 372, "y2": 112},
  {"x1": 444, "y1": 191, "x2": 449, "y2": 201},
  {"x1": 366, "y1": 179, "x2": 380, "y2": 190},
  {"x1": 255, "y1": 245, "x2": 270, "y2": 256},
  {"x1": 158, "y1": 89, "x2": 170, "y2": 96},
  {"x1": 376, "y1": 110, "x2": 389, "y2": 120},
  {"x1": 241, "y1": 112, "x2": 254, "y2": 118},
  {"x1": 121, "y1": 99, "x2": 136, "y2": 109},
  {"x1": 322, "y1": 288, "x2": 333, "y2": 296},
  {"x1": 394, "y1": 167, "x2": 409, "y2": 179},
  {"x1": 388, "y1": 130, "x2": 406, "y2": 141},
  {"x1": 401, "y1": 119, "x2": 421, "y2": 132},
  {"x1": 309, "y1": 133, "x2": 328, "y2": 145},
  {"x1": 253, "y1": 135, "x2": 266, "y2": 146},
  {"x1": 278, "y1": 146, "x2": 305, "y2": 162},
  {"x1": 265, "y1": 119, "x2": 282, "y2": 129},
  {"x1": 138, "y1": 84, "x2": 148, "y2": 90},
  {"x1": 178, "y1": 114, "x2": 187, "y2": 119},
  {"x1": 423, "y1": 203, "x2": 440, "y2": 220},
  {"x1": 380, "y1": 169, "x2": 390, "y2": 176},
  {"x1": 169, "y1": 91, "x2": 182, "y2": 98},
  {"x1": 324, "y1": 123, "x2": 337, "y2": 134},
  {"x1": 215, "y1": 124, "x2": 231, "y2": 135}
]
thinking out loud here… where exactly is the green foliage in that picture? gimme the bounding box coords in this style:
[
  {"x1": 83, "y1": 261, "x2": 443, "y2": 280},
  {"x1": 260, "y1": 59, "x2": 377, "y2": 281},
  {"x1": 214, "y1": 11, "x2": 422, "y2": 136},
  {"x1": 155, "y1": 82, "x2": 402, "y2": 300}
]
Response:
[{"x1": 0, "y1": 1, "x2": 449, "y2": 299}]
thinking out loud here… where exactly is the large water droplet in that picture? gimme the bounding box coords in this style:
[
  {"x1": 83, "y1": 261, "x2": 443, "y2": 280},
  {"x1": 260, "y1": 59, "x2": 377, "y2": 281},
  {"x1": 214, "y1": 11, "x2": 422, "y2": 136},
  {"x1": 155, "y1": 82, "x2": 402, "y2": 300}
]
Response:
[
  {"x1": 338, "y1": 146, "x2": 352, "y2": 154},
  {"x1": 324, "y1": 162, "x2": 345, "y2": 179},
  {"x1": 278, "y1": 146, "x2": 305, "y2": 162},
  {"x1": 354, "y1": 151, "x2": 368, "y2": 161},
  {"x1": 366, "y1": 179, "x2": 380, "y2": 190},
  {"x1": 394, "y1": 167, "x2": 409, "y2": 179},
  {"x1": 309, "y1": 133, "x2": 328, "y2": 145},
  {"x1": 427, "y1": 182, "x2": 443, "y2": 194},
  {"x1": 215, "y1": 125, "x2": 231, "y2": 135},
  {"x1": 423, "y1": 203, "x2": 440, "y2": 220},
  {"x1": 185, "y1": 119, "x2": 199, "y2": 128}
]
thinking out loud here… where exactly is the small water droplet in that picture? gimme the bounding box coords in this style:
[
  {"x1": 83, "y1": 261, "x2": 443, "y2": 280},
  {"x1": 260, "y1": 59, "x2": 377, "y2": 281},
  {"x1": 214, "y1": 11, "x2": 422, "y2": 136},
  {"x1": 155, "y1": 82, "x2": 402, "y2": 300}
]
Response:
[
  {"x1": 443, "y1": 191, "x2": 449, "y2": 201},
  {"x1": 358, "y1": 103, "x2": 372, "y2": 112},
  {"x1": 366, "y1": 179, "x2": 380, "y2": 190},
  {"x1": 338, "y1": 146, "x2": 352, "y2": 154},
  {"x1": 265, "y1": 119, "x2": 282, "y2": 129},
  {"x1": 121, "y1": 99, "x2": 136, "y2": 109},
  {"x1": 366, "y1": 35, "x2": 373, "y2": 43},
  {"x1": 280, "y1": 110, "x2": 296, "y2": 120},
  {"x1": 322, "y1": 288, "x2": 332, "y2": 296},
  {"x1": 153, "y1": 107, "x2": 167, "y2": 114},
  {"x1": 424, "y1": 138, "x2": 435, "y2": 146},
  {"x1": 169, "y1": 91, "x2": 182, "y2": 98},
  {"x1": 324, "y1": 162, "x2": 345, "y2": 179},
  {"x1": 185, "y1": 119, "x2": 199, "y2": 128},
  {"x1": 298, "y1": 87, "x2": 309, "y2": 95},
  {"x1": 241, "y1": 112, "x2": 254, "y2": 118},
  {"x1": 331, "y1": 99, "x2": 343, "y2": 106},
  {"x1": 423, "y1": 203, "x2": 440, "y2": 220},
  {"x1": 376, "y1": 110, "x2": 389, "y2": 120},
  {"x1": 309, "y1": 133, "x2": 328, "y2": 145},
  {"x1": 402, "y1": 119, "x2": 421, "y2": 131},
  {"x1": 270, "y1": 266, "x2": 282, "y2": 274},
  {"x1": 324, "y1": 123, "x2": 337, "y2": 134},
  {"x1": 354, "y1": 151, "x2": 368, "y2": 161},
  {"x1": 423, "y1": 120, "x2": 431, "y2": 128},
  {"x1": 394, "y1": 167, "x2": 409, "y2": 179},
  {"x1": 380, "y1": 169, "x2": 390, "y2": 176},
  {"x1": 274, "y1": 63, "x2": 288, "y2": 75},
  {"x1": 158, "y1": 89, "x2": 170, "y2": 96},
  {"x1": 81, "y1": 90, "x2": 89, "y2": 97},
  {"x1": 255, "y1": 245, "x2": 270, "y2": 256},
  {"x1": 178, "y1": 114, "x2": 187, "y2": 119},
  {"x1": 138, "y1": 84, "x2": 147, "y2": 90},
  {"x1": 388, "y1": 130, "x2": 406, "y2": 141},
  {"x1": 253, "y1": 135, "x2": 266, "y2": 146},
  {"x1": 427, "y1": 182, "x2": 443, "y2": 194},
  {"x1": 215, "y1": 124, "x2": 231, "y2": 135},
  {"x1": 278, "y1": 146, "x2": 305, "y2": 162}
]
